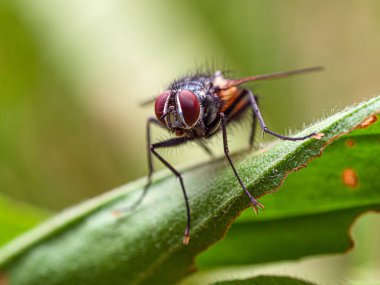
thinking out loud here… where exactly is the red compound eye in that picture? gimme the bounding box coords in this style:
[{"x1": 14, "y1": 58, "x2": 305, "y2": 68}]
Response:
[
  {"x1": 178, "y1": 90, "x2": 200, "y2": 127},
  {"x1": 154, "y1": 90, "x2": 170, "y2": 123}
]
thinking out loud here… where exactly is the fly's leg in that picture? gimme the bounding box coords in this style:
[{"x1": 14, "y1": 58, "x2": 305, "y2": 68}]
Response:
[
  {"x1": 245, "y1": 89, "x2": 318, "y2": 141},
  {"x1": 114, "y1": 118, "x2": 191, "y2": 244},
  {"x1": 149, "y1": 137, "x2": 191, "y2": 244},
  {"x1": 114, "y1": 115, "x2": 191, "y2": 243},
  {"x1": 220, "y1": 113, "x2": 264, "y2": 214},
  {"x1": 248, "y1": 94, "x2": 258, "y2": 148}
]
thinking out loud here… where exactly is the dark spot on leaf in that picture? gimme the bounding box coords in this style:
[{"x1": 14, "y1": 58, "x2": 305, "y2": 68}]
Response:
[
  {"x1": 345, "y1": 139, "x2": 356, "y2": 148},
  {"x1": 0, "y1": 272, "x2": 8, "y2": 285},
  {"x1": 357, "y1": 115, "x2": 378, "y2": 129},
  {"x1": 342, "y1": 168, "x2": 359, "y2": 188}
]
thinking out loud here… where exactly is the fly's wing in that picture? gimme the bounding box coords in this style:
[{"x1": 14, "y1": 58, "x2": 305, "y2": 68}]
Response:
[{"x1": 220, "y1": 66, "x2": 324, "y2": 89}]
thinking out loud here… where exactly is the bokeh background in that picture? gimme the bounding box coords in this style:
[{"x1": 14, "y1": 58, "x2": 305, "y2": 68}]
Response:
[{"x1": 1, "y1": 0, "x2": 380, "y2": 284}]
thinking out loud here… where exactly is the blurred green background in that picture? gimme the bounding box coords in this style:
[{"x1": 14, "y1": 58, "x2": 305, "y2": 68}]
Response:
[
  {"x1": 1, "y1": 0, "x2": 379, "y2": 283},
  {"x1": 2, "y1": 0, "x2": 380, "y2": 210}
]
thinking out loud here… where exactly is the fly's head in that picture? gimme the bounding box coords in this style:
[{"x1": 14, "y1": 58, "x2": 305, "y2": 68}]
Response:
[{"x1": 154, "y1": 89, "x2": 202, "y2": 136}]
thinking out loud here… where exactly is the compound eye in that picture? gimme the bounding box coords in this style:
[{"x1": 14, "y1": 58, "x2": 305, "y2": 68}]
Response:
[
  {"x1": 178, "y1": 90, "x2": 200, "y2": 127},
  {"x1": 154, "y1": 91, "x2": 170, "y2": 123}
]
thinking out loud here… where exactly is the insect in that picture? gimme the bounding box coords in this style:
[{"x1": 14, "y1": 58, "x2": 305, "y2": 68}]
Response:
[{"x1": 122, "y1": 66, "x2": 323, "y2": 245}]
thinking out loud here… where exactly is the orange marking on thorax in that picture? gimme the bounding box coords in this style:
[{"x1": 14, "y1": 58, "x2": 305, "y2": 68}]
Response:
[
  {"x1": 213, "y1": 73, "x2": 244, "y2": 113},
  {"x1": 219, "y1": 87, "x2": 241, "y2": 113}
]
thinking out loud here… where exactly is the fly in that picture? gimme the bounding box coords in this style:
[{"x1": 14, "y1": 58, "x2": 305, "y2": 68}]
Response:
[{"x1": 120, "y1": 66, "x2": 323, "y2": 245}]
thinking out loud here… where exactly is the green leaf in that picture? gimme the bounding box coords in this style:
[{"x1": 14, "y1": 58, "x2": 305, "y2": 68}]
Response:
[
  {"x1": 209, "y1": 275, "x2": 317, "y2": 285},
  {"x1": 197, "y1": 114, "x2": 380, "y2": 267},
  {"x1": 0, "y1": 96, "x2": 379, "y2": 285},
  {"x1": 0, "y1": 194, "x2": 51, "y2": 247}
]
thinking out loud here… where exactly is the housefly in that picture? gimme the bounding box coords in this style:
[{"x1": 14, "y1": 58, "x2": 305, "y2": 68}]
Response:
[{"x1": 121, "y1": 66, "x2": 323, "y2": 244}]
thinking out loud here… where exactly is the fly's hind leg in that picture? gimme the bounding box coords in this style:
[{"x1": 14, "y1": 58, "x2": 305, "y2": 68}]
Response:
[{"x1": 245, "y1": 89, "x2": 319, "y2": 141}]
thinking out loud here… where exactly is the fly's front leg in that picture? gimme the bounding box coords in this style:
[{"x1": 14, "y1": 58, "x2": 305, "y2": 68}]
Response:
[
  {"x1": 149, "y1": 137, "x2": 191, "y2": 244},
  {"x1": 114, "y1": 115, "x2": 191, "y2": 244},
  {"x1": 245, "y1": 89, "x2": 318, "y2": 141},
  {"x1": 220, "y1": 113, "x2": 264, "y2": 214}
]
